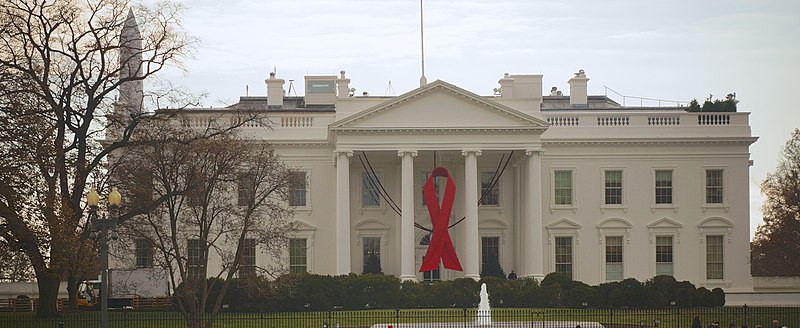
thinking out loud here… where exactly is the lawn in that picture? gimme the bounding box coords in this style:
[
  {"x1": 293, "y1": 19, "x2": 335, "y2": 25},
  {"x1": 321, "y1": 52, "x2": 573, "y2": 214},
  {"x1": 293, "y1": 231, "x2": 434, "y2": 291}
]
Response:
[{"x1": 1, "y1": 307, "x2": 797, "y2": 328}]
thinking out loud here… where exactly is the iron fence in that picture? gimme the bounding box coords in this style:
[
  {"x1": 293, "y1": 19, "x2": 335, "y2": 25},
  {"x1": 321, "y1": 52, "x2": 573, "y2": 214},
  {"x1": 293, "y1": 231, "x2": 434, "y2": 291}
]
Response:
[{"x1": 2, "y1": 306, "x2": 798, "y2": 328}]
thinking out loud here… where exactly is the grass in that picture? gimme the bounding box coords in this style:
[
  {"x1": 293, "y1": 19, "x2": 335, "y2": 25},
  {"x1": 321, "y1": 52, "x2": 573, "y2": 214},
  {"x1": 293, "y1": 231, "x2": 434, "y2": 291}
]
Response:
[{"x1": 1, "y1": 307, "x2": 797, "y2": 328}]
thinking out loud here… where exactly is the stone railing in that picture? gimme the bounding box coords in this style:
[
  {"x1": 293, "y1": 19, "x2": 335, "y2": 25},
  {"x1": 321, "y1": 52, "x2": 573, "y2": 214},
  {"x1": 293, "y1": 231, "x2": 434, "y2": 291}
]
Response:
[
  {"x1": 543, "y1": 111, "x2": 747, "y2": 128},
  {"x1": 277, "y1": 116, "x2": 314, "y2": 128},
  {"x1": 179, "y1": 114, "x2": 319, "y2": 129}
]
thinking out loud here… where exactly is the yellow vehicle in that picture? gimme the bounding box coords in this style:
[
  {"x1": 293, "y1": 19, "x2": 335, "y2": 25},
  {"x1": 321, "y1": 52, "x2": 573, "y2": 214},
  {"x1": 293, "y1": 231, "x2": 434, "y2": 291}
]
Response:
[{"x1": 76, "y1": 280, "x2": 101, "y2": 308}]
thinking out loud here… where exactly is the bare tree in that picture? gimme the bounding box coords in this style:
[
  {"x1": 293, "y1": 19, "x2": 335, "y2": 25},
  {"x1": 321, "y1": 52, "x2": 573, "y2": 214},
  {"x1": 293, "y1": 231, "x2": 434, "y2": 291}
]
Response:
[
  {"x1": 752, "y1": 128, "x2": 800, "y2": 276},
  {"x1": 0, "y1": 0, "x2": 195, "y2": 316},
  {"x1": 113, "y1": 122, "x2": 297, "y2": 328}
]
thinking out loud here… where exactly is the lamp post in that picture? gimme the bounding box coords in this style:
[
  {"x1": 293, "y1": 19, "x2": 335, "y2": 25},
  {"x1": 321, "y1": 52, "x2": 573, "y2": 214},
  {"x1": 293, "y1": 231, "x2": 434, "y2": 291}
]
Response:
[{"x1": 87, "y1": 187, "x2": 121, "y2": 328}]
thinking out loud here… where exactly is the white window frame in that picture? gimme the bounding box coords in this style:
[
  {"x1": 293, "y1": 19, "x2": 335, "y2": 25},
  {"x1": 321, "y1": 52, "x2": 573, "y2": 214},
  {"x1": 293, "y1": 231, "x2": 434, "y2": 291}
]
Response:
[
  {"x1": 604, "y1": 236, "x2": 624, "y2": 281},
  {"x1": 651, "y1": 167, "x2": 678, "y2": 212},
  {"x1": 655, "y1": 235, "x2": 675, "y2": 277},
  {"x1": 647, "y1": 217, "x2": 683, "y2": 278},
  {"x1": 419, "y1": 171, "x2": 443, "y2": 209},
  {"x1": 697, "y1": 217, "x2": 733, "y2": 288},
  {"x1": 355, "y1": 220, "x2": 389, "y2": 274},
  {"x1": 416, "y1": 231, "x2": 443, "y2": 282},
  {"x1": 550, "y1": 168, "x2": 577, "y2": 212},
  {"x1": 289, "y1": 169, "x2": 312, "y2": 210},
  {"x1": 288, "y1": 220, "x2": 316, "y2": 273},
  {"x1": 288, "y1": 238, "x2": 308, "y2": 274},
  {"x1": 546, "y1": 218, "x2": 582, "y2": 280},
  {"x1": 702, "y1": 166, "x2": 729, "y2": 211},
  {"x1": 135, "y1": 239, "x2": 154, "y2": 268},
  {"x1": 237, "y1": 173, "x2": 255, "y2": 207},
  {"x1": 360, "y1": 170, "x2": 385, "y2": 210},
  {"x1": 600, "y1": 168, "x2": 626, "y2": 211},
  {"x1": 238, "y1": 238, "x2": 257, "y2": 278},
  {"x1": 479, "y1": 170, "x2": 501, "y2": 207},
  {"x1": 478, "y1": 219, "x2": 508, "y2": 274},
  {"x1": 596, "y1": 218, "x2": 631, "y2": 282}
]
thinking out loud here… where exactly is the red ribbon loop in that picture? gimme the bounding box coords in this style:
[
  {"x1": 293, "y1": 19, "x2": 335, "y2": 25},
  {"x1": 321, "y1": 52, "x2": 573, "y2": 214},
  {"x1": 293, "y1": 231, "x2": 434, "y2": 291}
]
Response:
[{"x1": 419, "y1": 167, "x2": 463, "y2": 272}]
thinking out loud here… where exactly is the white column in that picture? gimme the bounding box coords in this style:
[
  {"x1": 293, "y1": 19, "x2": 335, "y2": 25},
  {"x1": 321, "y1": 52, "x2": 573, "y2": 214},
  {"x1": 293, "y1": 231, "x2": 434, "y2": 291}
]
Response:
[
  {"x1": 461, "y1": 149, "x2": 482, "y2": 280},
  {"x1": 398, "y1": 150, "x2": 418, "y2": 282},
  {"x1": 526, "y1": 149, "x2": 545, "y2": 281},
  {"x1": 335, "y1": 150, "x2": 354, "y2": 275}
]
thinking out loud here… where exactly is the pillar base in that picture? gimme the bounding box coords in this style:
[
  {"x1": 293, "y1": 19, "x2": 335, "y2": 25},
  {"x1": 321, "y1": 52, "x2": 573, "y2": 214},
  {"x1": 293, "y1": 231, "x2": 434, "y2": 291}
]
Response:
[
  {"x1": 522, "y1": 274, "x2": 546, "y2": 282},
  {"x1": 399, "y1": 275, "x2": 418, "y2": 282},
  {"x1": 464, "y1": 274, "x2": 481, "y2": 281}
]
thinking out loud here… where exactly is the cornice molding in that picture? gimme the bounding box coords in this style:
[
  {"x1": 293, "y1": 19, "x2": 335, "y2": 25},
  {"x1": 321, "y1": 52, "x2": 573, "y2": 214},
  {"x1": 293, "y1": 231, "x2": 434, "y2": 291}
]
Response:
[
  {"x1": 332, "y1": 126, "x2": 548, "y2": 135},
  {"x1": 542, "y1": 137, "x2": 758, "y2": 146}
]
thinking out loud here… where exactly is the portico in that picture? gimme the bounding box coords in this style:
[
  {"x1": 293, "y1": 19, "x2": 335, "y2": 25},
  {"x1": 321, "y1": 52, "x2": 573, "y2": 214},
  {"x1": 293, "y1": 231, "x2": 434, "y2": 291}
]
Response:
[{"x1": 329, "y1": 80, "x2": 548, "y2": 281}]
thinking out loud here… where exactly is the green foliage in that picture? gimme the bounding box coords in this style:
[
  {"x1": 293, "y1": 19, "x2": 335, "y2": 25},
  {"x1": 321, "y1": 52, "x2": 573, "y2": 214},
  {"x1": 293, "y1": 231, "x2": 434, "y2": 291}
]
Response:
[
  {"x1": 201, "y1": 273, "x2": 721, "y2": 311},
  {"x1": 752, "y1": 129, "x2": 800, "y2": 276},
  {"x1": 479, "y1": 257, "x2": 506, "y2": 279},
  {"x1": 686, "y1": 96, "x2": 738, "y2": 112},
  {"x1": 711, "y1": 287, "x2": 726, "y2": 307},
  {"x1": 363, "y1": 254, "x2": 383, "y2": 275}
]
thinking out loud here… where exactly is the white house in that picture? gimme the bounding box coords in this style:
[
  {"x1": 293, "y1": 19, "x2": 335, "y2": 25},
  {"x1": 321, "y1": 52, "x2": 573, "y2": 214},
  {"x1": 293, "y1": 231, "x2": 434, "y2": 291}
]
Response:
[
  {"x1": 128, "y1": 70, "x2": 755, "y2": 294},
  {"x1": 112, "y1": 12, "x2": 757, "y2": 296}
]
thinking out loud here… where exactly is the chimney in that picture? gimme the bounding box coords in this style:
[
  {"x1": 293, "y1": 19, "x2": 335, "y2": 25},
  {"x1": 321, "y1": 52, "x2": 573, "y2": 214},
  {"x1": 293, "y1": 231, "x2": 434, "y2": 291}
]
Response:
[
  {"x1": 568, "y1": 69, "x2": 589, "y2": 108},
  {"x1": 336, "y1": 70, "x2": 351, "y2": 98},
  {"x1": 510, "y1": 74, "x2": 543, "y2": 99},
  {"x1": 498, "y1": 73, "x2": 514, "y2": 98},
  {"x1": 266, "y1": 72, "x2": 284, "y2": 108}
]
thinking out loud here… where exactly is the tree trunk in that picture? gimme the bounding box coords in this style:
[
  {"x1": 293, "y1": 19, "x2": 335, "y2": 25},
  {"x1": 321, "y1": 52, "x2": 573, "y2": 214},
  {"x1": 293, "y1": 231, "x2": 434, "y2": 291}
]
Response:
[
  {"x1": 66, "y1": 275, "x2": 79, "y2": 311},
  {"x1": 35, "y1": 275, "x2": 61, "y2": 318}
]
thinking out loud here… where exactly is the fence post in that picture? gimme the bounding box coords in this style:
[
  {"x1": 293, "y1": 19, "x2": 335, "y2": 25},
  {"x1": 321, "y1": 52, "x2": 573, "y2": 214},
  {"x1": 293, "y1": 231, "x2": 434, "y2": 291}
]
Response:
[
  {"x1": 395, "y1": 308, "x2": 400, "y2": 326},
  {"x1": 610, "y1": 308, "x2": 614, "y2": 326},
  {"x1": 463, "y1": 308, "x2": 467, "y2": 328},
  {"x1": 743, "y1": 304, "x2": 748, "y2": 327}
]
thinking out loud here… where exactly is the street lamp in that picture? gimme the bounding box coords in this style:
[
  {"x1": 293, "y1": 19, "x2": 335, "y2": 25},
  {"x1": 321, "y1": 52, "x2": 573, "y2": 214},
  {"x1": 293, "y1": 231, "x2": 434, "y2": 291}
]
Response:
[{"x1": 87, "y1": 187, "x2": 121, "y2": 328}]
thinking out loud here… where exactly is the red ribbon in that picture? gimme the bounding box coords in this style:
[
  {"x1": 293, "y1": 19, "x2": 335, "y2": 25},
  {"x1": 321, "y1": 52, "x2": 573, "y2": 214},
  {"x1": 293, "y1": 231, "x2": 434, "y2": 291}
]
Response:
[{"x1": 419, "y1": 167, "x2": 463, "y2": 272}]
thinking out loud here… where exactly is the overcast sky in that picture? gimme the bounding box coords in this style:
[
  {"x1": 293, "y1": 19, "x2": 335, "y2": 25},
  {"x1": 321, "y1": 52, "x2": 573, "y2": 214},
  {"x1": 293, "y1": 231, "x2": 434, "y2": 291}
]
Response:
[{"x1": 158, "y1": 0, "x2": 800, "y2": 240}]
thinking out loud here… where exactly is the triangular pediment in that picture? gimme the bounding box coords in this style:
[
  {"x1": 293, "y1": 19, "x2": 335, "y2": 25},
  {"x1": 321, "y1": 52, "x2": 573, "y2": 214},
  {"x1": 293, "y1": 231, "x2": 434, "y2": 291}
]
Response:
[
  {"x1": 647, "y1": 217, "x2": 683, "y2": 229},
  {"x1": 331, "y1": 80, "x2": 548, "y2": 130},
  {"x1": 292, "y1": 220, "x2": 317, "y2": 231},
  {"x1": 546, "y1": 218, "x2": 582, "y2": 230}
]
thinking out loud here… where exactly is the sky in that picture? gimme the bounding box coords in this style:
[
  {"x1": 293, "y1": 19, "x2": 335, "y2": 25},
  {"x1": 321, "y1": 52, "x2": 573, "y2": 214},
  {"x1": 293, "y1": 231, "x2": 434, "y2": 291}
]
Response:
[{"x1": 158, "y1": 0, "x2": 800, "y2": 241}]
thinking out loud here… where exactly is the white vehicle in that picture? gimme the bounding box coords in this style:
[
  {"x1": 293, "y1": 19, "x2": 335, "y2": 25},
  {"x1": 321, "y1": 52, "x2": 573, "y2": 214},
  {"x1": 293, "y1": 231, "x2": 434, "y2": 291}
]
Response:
[{"x1": 77, "y1": 268, "x2": 170, "y2": 309}]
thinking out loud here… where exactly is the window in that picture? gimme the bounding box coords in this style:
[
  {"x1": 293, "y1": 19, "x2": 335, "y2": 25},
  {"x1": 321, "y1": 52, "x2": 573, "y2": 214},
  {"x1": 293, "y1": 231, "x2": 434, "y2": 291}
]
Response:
[
  {"x1": 362, "y1": 237, "x2": 381, "y2": 274},
  {"x1": 655, "y1": 170, "x2": 673, "y2": 204},
  {"x1": 481, "y1": 237, "x2": 500, "y2": 271},
  {"x1": 131, "y1": 172, "x2": 154, "y2": 210},
  {"x1": 554, "y1": 171, "x2": 573, "y2": 205},
  {"x1": 135, "y1": 239, "x2": 154, "y2": 268},
  {"x1": 604, "y1": 170, "x2": 623, "y2": 205},
  {"x1": 362, "y1": 172, "x2": 380, "y2": 207},
  {"x1": 239, "y1": 239, "x2": 256, "y2": 277},
  {"x1": 289, "y1": 171, "x2": 307, "y2": 207},
  {"x1": 422, "y1": 256, "x2": 441, "y2": 282},
  {"x1": 237, "y1": 174, "x2": 254, "y2": 206},
  {"x1": 656, "y1": 236, "x2": 674, "y2": 276},
  {"x1": 554, "y1": 236, "x2": 573, "y2": 279},
  {"x1": 186, "y1": 173, "x2": 207, "y2": 207},
  {"x1": 421, "y1": 172, "x2": 441, "y2": 206},
  {"x1": 705, "y1": 169, "x2": 724, "y2": 204},
  {"x1": 187, "y1": 239, "x2": 204, "y2": 279},
  {"x1": 289, "y1": 238, "x2": 308, "y2": 274},
  {"x1": 706, "y1": 235, "x2": 724, "y2": 279},
  {"x1": 480, "y1": 172, "x2": 499, "y2": 206},
  {"x1": 605, "y1": 236, "x2": 623, "y2": 281},
  {"x1": 419, "y1": 233, "x2": 440, "y2": 281}
]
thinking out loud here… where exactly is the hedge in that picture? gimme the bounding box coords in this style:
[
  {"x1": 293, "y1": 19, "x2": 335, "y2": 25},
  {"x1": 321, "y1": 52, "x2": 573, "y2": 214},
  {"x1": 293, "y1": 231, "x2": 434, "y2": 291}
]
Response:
[{"x1": 178, "y1": 273, "x2": 725, "y2": 312}]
